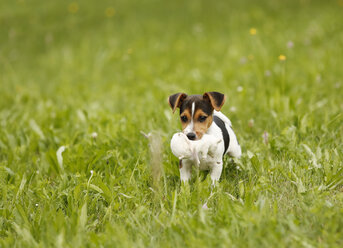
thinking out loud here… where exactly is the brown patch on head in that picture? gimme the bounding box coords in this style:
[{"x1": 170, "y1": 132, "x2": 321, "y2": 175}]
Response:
[
  {"x1": 193, "y1": 109, "x2": 213, "y2": 139},
  {"x1": 180, "y1": 108, "x2": 191, "y2": 130}
]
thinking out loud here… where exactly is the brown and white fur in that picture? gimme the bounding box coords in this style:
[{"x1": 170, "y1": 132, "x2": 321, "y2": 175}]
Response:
[{"x1": 168, "y1": 92, "x2": 241, "y2": 182}]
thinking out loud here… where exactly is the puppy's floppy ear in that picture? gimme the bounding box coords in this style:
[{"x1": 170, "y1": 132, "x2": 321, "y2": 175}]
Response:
[
  {"x1": 168, "y1": 93, "x2": 187, "y2": 113},
  {"x1": 203, "y1": 91, "x2": 226, "y2": 111}
]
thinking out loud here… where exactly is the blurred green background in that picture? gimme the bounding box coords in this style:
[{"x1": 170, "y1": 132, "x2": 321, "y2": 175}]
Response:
[
  {"x1": 1, "y1": 0, "x2": 343, "y2": 247},
  {"x1": 2, "y1": 0, "x2": 342, "y2": 115}
]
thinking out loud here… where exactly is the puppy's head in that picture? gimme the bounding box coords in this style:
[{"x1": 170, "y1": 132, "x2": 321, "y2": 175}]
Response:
[{"x1": 168, "y1": 92, "x2": 226, "y2": 140}]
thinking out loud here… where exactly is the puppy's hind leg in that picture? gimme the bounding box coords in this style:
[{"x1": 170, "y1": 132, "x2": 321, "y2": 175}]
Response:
[
  {"x1": 227, "y1": 128, "x2": 242, "y2": 158},
  {"x1": 228, "y1": 142, "x2": 241, "y2": 158}
]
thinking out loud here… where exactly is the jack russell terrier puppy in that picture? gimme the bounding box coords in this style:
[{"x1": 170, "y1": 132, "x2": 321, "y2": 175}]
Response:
[{"x1": 168, "y1": 91, "x2": 241, "y2": 182}]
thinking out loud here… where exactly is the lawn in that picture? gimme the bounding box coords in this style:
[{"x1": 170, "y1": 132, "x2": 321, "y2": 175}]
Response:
[{"x1": 1, "y1": 0, "x2": 343, "y2": 247}]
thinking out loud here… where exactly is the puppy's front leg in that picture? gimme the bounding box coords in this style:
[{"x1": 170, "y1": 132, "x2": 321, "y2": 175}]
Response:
[
  {"x1": 179, "y1": 159, "x2": 192, "y2": 182},
  {"x1": 210, "y1": 160, "x2": 223, "y2": 184}
]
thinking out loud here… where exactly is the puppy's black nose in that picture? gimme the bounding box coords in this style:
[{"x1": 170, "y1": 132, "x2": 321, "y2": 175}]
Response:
[{"x1": 186, "y1": 133, "x2": 196, "y2": 140}]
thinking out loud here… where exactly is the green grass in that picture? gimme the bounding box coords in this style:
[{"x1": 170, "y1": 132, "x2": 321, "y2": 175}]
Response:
[{"x1": 1, "y1": 0, "x2": 343, "y2": 247}]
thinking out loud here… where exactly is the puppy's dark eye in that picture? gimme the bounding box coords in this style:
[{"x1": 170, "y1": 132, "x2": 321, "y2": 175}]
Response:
[
  {"x1": 181, "y1": 116, "x2": 188, "y2": 122},
  {"x1": 199, "y1": 116, "x2": 207, "y2": 122}
]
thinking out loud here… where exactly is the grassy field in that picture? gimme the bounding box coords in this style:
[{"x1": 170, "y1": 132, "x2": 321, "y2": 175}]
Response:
[{"x1": 1, "y1": 0, "x2": 343, "y2": 247}]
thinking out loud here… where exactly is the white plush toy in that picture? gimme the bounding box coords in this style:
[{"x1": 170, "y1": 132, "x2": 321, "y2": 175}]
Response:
[{"x1": 170, "y1": 132, "x2": 223, "y2": 167}]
